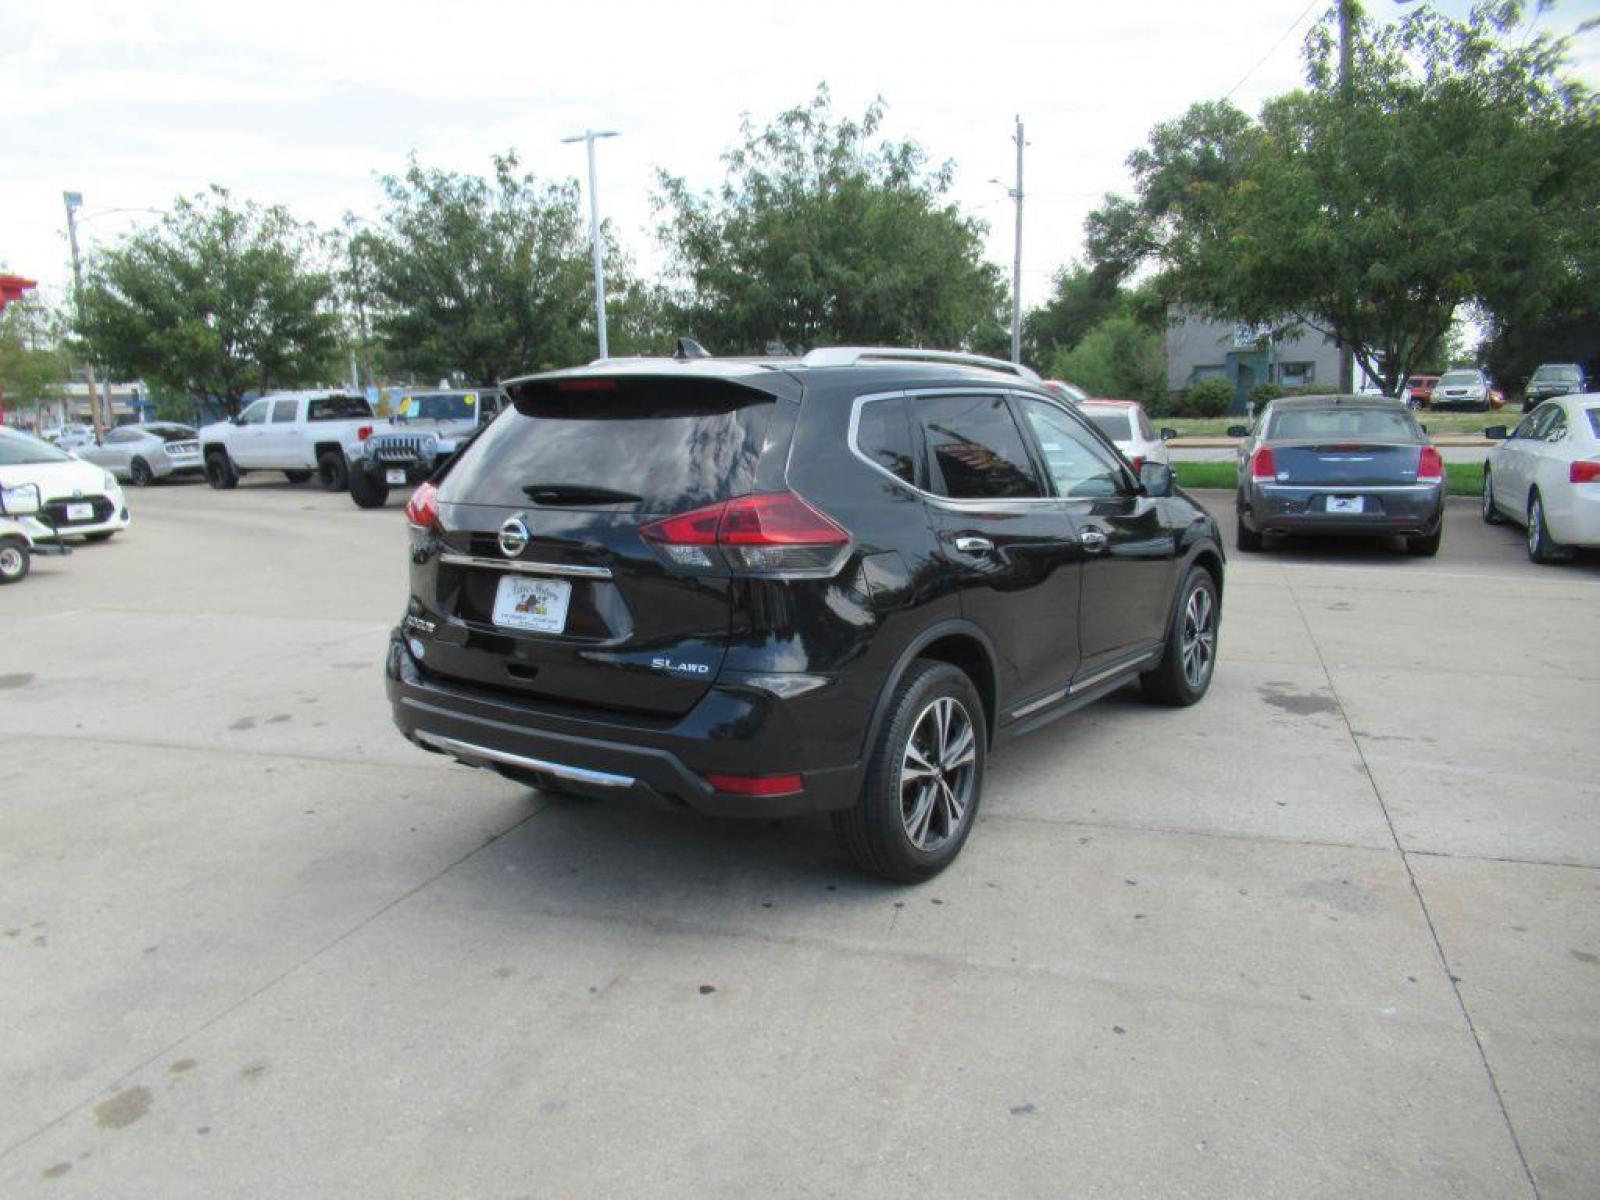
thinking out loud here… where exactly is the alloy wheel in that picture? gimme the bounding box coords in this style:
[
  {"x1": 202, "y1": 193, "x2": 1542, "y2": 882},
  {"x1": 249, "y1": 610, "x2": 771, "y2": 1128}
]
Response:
[
  {"x1": 899, "y1": 696, "x2": 977, "y2": 852},
  {"x1": 0, "y1": 545, "x2": 24, "y2": 579},
  {"x1": 1528, "y1": 499, "x2": 1542, "y2": 556},
  {"x1": 1181, "y1": 584, "x2": 1216, "y2": 690}
]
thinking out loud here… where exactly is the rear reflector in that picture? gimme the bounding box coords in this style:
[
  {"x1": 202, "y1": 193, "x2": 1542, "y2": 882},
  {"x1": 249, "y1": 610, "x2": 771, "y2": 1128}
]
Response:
[
  {"x1": 640, "y1": 491, "x2": 849, "y2": 575},
  {"x1": 1250, "y1": 446, "x2": 1277, "y2": 482},
  {"x1": 1572, "y1": 459, "x2": 1600, "y2": 484},
  {"x1": 705, "y1": 772, "x2": 804, "y2": 797},
  {"x1": 1417, "y1": 446, "x2": 1444, "y2": 483}
]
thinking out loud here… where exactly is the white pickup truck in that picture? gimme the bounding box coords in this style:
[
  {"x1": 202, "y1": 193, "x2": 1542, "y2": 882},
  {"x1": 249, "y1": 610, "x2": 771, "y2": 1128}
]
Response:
[{"x1": 198, "y1": 391, "x2": 377, "y2": 491}]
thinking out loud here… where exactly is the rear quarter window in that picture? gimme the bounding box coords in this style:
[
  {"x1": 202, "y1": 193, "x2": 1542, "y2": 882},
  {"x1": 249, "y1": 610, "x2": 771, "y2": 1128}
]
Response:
[
  {"x1": 854, "y1": 396, "x2": 918, "y2": 486},
  {"x1": 1587, "y1": 408, "x2": 1600, "y2": 439}
]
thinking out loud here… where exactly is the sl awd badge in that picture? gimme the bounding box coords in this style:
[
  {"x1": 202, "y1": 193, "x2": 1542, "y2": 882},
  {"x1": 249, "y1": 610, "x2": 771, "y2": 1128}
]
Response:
[{"x1": 498, "y1": 514, "x2": 530, "y2": 558}]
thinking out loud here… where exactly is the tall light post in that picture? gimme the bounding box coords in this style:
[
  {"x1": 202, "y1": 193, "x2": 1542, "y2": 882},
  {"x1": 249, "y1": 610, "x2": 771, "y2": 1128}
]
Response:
[
  {"x1": 61, "y1": 191, "x2": 105, "y2": 440},
  {"x1": 989, "y1": 116, "x2": 1027, "y2": 364},
  {"x1": 561, "y1": 129, "x2": 620, "y2": 360}
]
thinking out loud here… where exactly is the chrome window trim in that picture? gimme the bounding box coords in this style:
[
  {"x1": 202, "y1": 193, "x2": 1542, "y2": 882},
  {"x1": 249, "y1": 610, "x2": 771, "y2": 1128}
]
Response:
[{"x1": 438, "y1": 552, "x2": 614, "y2": 579}]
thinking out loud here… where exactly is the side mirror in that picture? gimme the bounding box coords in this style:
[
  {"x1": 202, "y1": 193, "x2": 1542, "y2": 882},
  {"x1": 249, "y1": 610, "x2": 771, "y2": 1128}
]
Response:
[
  {"x1": 1419, "y1": 424, "x2": 1428, "y2": 434},
  {"x1": 1484, "y1": 425, "x2": 1508, "y2": 441},
  {"x1": 1139, "y1": 461, "x2": 1174, "y2": 498},
  {"x1": 1226, "y1": 424, "x2": 1249, "y2": 438},
  {"x1": 1159, "y1": 427, "x2": 1177, "y2": 441}
]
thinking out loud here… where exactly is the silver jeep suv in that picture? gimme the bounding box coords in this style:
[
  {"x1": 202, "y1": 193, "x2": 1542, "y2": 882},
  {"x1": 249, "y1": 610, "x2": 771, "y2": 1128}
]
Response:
[{"x1": 350, "y1": 388, "x2": 503, "y2": 508}]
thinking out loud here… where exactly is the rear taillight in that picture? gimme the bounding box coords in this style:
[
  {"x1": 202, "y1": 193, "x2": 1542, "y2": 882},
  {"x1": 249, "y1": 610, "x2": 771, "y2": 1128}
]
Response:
[
  {"x1": 704, "y1": 772, "x2": 804, "y2": 797},
  {"x1": 357, "y1": 425, "x2": 374, "y2": 441},
  {"x1": 640, "y1": 491, "x2": 850, "y2": 576},
  {"x1": 404, "y1": 481, "x2": 440, "y2": 530},
  {"x1": 1250, "y1": 446, "x2": 1277, "y2": 482},
  {"x1": 1572, "y1": 460, "x2": 1600, "y2": 484},
  {"x1": 1417, "y1": 446, "x2": 1444, "y2": 483},
  {"x1": 1129, "y1": 455, "x2": 1145, "y2": 473}
]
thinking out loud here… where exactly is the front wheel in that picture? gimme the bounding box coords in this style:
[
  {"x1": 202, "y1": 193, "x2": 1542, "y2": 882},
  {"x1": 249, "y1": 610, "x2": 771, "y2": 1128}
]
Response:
[
  {"x1": 348, "y1": 466, "x2": 390, "y2": 509},
  {"x1": 833, "y1": 661, "x2": 986, "y2": 883},
  {"x1": 1527, "y1": 492, "x2": 1570, "y2": 564},
  {"x1": 205, "y1": 451, "x2": 239, "y2": 490},
  {"x1": 129, "y1": 457, "x2": 154, "y2": 487},
  {"x1": 1481, "y1": 469, "x2": 1502, "y2": 524},
  {"x1": 1142, "y1": 565, "x2": 1220, "y2": 707},
  {"x1": 0, "y1": 536, "x2": 30, "y2": 584},
  {"x1": 317, "y1": 450, "x2": 348, "y2": 492}
]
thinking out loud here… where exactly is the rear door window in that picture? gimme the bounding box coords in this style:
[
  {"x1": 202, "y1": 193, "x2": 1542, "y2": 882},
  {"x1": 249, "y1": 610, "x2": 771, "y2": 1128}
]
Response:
[{"x1": 913, "y1": 394, "x2": 1042, "y2": 500}]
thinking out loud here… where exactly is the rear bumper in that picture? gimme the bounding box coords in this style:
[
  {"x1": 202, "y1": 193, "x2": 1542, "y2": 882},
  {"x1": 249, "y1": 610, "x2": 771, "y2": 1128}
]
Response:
[
  {"x1": 1245, "y1": 483, "x2": 1443, "y2": 538},
  {"x1": 384, "y1": 631, "x2": 862, "y2": 817}
]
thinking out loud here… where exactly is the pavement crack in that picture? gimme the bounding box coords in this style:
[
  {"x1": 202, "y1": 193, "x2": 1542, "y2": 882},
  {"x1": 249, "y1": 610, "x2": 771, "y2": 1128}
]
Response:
[{"x1": 1284, "y1": 566, "x2": 1543, "y2": 1200}]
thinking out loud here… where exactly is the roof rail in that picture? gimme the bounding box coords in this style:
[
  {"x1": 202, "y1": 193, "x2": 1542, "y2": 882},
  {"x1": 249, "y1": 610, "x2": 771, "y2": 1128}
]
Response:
[{"x1": 798, "y1": 346, "x2": 1041, "y2": 383}]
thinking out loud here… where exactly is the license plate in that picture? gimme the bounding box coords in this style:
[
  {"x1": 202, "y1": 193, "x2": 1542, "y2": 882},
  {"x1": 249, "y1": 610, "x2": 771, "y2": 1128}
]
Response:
[
  {"x1": 492, "y1": 576, "x2": 571, "y2": 633},
  {"x1": 65, "y1": 502, "x2": 95, "y2": 521},
  {"x1": 1327, "y1": 496, "x2": 1364, "y2": 514},
  {"x1": 386, "y1": 469, "x2": 408, "y2": 485}
]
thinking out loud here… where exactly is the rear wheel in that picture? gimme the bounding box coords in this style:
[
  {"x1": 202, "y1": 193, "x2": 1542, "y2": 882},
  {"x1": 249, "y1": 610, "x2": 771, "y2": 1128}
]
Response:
[
  {"x1": 1481, "y1": 468, "x2": 1502, "y2": 524},
  {"x1": 129, "y1": 457, "x2": 154, "y2": 487},
  {"x1": 284, "y1": 469, "x2": 313, "y2": 484},
  {"x1": 317, "y1": 450, "x2": 348, "y2": 492},
  {"x1": 205, "y1": 451, "x2": 238, "y2": 490},
  {"x1": 0, "y1": 537, "x2": 30, "y2": 584},
  {"x1": 1235, "y1": 509, "x2": 1262, "y2": 552},
  {"x1": 1406, "y1": 527, "x2": 1442, "y2": 557},
  {"x1": 833, "y1": 660, "x2": 985, "y2": 883},
  {"x1": 348, "y1": 466, "x2": 390, "y2": 509},
  {"x1": 1142, "y1": 565, "x2": 1219, "y2": 706},
  {"x1": 1527, "y1": 492, "x2": 1570, "y2": 564}
]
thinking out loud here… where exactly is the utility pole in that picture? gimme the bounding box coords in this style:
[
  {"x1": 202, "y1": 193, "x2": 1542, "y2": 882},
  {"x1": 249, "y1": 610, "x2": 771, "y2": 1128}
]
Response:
[
  {"x1": 1337, "y1": 1, "x2": 1356, "y2": 394},
  {"x1": 1010, "y1": 115, "x2": 1025, "y2": 365},
  {"x1": 561, "y1": 129, "x2": 620, "y2": 360},
  {"x1": 62, "y1": 191, "x2": 104, "y2": 441}
]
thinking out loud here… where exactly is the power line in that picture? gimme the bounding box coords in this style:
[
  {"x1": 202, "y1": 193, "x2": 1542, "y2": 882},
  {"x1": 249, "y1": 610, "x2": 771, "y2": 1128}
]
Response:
[{"x1": 1225, "y1": 0, "x2": 1323, "y2": 100}]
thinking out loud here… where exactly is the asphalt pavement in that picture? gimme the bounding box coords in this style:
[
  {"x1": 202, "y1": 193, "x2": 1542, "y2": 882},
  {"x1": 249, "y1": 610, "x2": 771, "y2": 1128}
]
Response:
[{"x1": 1, "y1": 478, "x2": 1596, "y2": 1198}]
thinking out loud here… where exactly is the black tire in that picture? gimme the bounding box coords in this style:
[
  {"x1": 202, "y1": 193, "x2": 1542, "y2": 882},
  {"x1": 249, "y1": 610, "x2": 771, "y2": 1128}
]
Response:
[
  {"x1": 1235, "y1": 509, "x2": 1263, "y2": 553},
  {"x1": 284, "y1": 470, "x2": 313, "y2": 484},
  {"x1": 1406, "y1": 527, "x2": 1442, "y2": 556},
  {"x1": 205, "y1": 451, "x2": 238, "y2": 490},
  {"x1": 1142, "y1": 564, "x2": 1220, "y2": 707},
  {"x1": 83, "y1": 531, "x2": 115, "y2": 543},
  {"x1": 1526, "y1": 491, "x2": 1570, "y2": 564},
  {"x1": 1481, "y1": 468, "x2": 1502, "y2": 524},
  {"x1": 0, "y1": 536, "x2": 29, "y2": 584},
  {"x1": 129, "y1": 457, "x2": 154, "y2": 487},
  {"x1": 317, "y1": 450, "x2": 348, "y2": 492},
  {"x1": 832, "y1": 660, "x2": 986, "y2": 884},
  {"x1": 348, "y1": 466, "x2": 391, "y2": 509}
]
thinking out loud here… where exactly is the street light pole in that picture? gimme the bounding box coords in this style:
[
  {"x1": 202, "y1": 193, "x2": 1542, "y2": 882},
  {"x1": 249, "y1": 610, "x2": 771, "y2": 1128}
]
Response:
[
  {"x1": 1337, "y1": 0, "x2": 1356, "y2": 394},
  {"x1": 561, "y1": 129, "x2": 620, "y2": 360},
  {"x1": 1010, "y1": 115, "x2": 1025, "y2": 365},
  {"x1": 62, "y1": 191, "x2": 105, "y2": 441}
]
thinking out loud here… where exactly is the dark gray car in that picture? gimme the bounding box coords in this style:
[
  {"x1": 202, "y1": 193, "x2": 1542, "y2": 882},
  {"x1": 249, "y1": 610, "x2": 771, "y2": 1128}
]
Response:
[
  {"x1": 350, "y1": 388, "x2": 503, "y2": 508},
  {"x1": 1524, "y1": 363, "x2": 1588, "y2": 412},
  {"x1": 1230, "y1": 395, "x2": 1445, "y2": 556}
]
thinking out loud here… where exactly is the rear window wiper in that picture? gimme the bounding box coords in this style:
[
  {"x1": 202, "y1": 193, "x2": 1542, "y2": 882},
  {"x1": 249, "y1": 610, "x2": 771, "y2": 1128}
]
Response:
[{"x1": 521, "y1": 483, "x2": 644, "y2": 506}]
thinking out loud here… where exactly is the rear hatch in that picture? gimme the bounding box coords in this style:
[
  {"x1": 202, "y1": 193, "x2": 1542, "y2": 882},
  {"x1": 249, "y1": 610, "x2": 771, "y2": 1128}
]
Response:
[{"x1": 418, "y1": 370, "x2": 795, "y2": 717}]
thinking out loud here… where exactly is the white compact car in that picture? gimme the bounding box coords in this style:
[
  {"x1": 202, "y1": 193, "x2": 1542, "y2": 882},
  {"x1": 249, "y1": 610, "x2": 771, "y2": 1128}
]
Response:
[
  {"x1": 1077, "y1": 399, "x2": 1174, "y2": 471},
  {"x1": 77, "y1": 423, "x2": 203, "y2": 486},
  {"x1": 0, "y1": 428, "x2": 130, "y2": 541},
  {"x1": 1482, "y1": 394, "x2": 1600, "y2": 563}
]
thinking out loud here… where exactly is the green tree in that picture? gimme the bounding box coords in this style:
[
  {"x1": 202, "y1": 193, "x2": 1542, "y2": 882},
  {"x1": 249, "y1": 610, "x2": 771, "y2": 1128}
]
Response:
[
  {"x1": 0, "y1": 298, "x2": 71, "y2": 416},
  {"x1": 352, "y1": 154, "x2": 649, "y2": 385},
  {"x1": 1088, "y1": 2, "x2": 1599, "y2": 396},
  {"x1": 1048, "y1": 312, "x2": 1166, "y2": 404},
  {"x1": 656, "y1": 86, "x2": 1008, "y2": 354},
  {"x1": 1023, "y1": 261, "x2": 1125, "y2": 367},
  {"x1": 78, "y1": 188, "x2": 339, "y2": 413}
]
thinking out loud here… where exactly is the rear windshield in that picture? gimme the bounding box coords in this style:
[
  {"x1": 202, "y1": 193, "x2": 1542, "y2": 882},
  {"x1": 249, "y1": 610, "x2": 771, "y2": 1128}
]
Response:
[
  {"x1": 442, "y1": 380, "x2": 776, "y2": 512},
  {"x1": 1083, "y1": 410, "x2": 1132, "y2": 441},
  {"x1": 308, "y1": 395, "x2": 372, "y2": 421},
  {"x1": 401, "y1": 392, "x2": 478, "y2": 422},
  {"x1": 148, "y1": 425, "x2": 195, "y2": 443},
  {"x1": 1267, "y1": 406, "x2": 1419, "y2": 441}
]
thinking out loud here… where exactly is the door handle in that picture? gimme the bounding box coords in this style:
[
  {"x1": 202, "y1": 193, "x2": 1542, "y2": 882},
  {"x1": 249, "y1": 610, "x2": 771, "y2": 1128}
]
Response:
[
  {"x1": 1081, "y1": 528, "x2": 1109, "y2": 554},
  {"x1": 954, "y1": 535, "x2": 993, "y2": 554}
]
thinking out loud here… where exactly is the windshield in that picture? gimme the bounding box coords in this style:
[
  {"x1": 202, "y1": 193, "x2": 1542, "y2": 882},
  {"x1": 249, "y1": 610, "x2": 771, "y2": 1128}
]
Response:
[
  {"x1": 1533, "y1": 366, "x2": 1580, "y2": 382},
  {"x1": 1267, "y1": 406, "x2": 1420, "y2": 441},
  {"x1": 0, "y1": 433, "x2": 73, "y2": 465},
  {"x1": 1438, "y1": 371, "x2": 1480, "y2": 387},
  {"x1": 1082, "y1": 410, "x2": 1132, "y2": 441},
  {"x1": 401, "y1": 392, "x2": 478, "y2": 422}
]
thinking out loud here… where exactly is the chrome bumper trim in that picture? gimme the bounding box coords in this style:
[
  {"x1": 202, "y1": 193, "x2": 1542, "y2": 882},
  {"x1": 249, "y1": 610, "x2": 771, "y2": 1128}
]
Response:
[
  {"x1": 415, "y1": 731, "x2": 636, "y2": 788},
  {"x1": 438, "y1": 552, "x2": 614, "y2": 579}
]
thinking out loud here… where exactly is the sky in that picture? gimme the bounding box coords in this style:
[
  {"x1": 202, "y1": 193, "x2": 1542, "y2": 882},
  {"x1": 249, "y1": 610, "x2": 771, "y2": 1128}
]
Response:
[{"x1": 4, "y1": 0, "x2": 1597, "y2": 322}]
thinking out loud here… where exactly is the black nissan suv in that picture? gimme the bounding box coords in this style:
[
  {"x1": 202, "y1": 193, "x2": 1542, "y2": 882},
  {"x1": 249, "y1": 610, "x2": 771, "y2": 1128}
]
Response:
[{"x1": 385, "y1": 347, "x2": 1224, "y2": 881}]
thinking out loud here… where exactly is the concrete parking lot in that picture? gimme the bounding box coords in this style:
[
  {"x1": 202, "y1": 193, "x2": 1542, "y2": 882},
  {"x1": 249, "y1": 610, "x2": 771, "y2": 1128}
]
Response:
[{"x1": 2, "y1": 479, "x2": 1597, "y2": 1198}]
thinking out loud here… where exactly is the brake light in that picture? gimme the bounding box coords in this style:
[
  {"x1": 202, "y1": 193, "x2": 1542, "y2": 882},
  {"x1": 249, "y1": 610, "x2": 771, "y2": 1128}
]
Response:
[
  {"x1": 1572, "y1": 459, "x2": 1600, "y2": 484},
  {"x1": 640, "y1": 492, "x2": 850, "y2": 575},
  {"x1": 1129, "y1": 455, "x2": 1145, "y2": 473},
  {"x1": 404, "y1": 481, "x2": 440, "y2": 530},
  {"x1": 704, "y1": 772, "x2": 804, "y2": 797},
  {"x1": 557, "y1": 378, "x2": 617, "y2": 393},
  {"x1": 1250, "y1": 445, "x2": 1277, "y2": 482},
  {"x1": 1417, "y1": 446, "x2": 1444, "y2": 483},
  {"x1": 357, "y1": 425, "x2": 373, "y2": 441}
]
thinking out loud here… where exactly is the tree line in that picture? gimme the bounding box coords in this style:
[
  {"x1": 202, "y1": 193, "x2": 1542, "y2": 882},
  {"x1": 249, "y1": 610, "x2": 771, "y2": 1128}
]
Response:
[{"x1": 7, "y1": 2, "x2": 1594, "y2": 416}]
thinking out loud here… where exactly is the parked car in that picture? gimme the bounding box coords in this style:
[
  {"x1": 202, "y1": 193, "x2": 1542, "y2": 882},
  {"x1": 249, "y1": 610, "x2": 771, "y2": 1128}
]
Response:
[
  {"x1": 53, "y1": 424, "x2": 97, "y2": 453},
  {"x1": 1077, "y1": 399, "x2": 1174, "y2": 471},
  {"x1": 1230, "y1": 394, "x2": 1444, "y2": 555},
  {"x1": 350, "y1": 388, "x2": 503, "y2": 508},
  {"x1": 1404, "y1": 375, "x2": 1440, "y2": 408},
  {"x1": 1430, "y1": 369, "x2": 1497, "y2": 411},
  {"x1": 386, "y1": 346, "x2": 1225, "y2": 882},
  {"x1": 198, "y1": 391, "x2": 376, "y2": 491},
  {"x1": 76, "y1": 423, "x2": 202, "y2": 486},
  {"x1": 1523, "y1": 363, "x2": 1588, "y2": 413},
  {"x1": 0, "y1": 426, "x2": 130, "y2": 542},
  {"x1": 1481, "y1": 394, "x2": 1600, "y2": 563},
  {"x1": 0, "y1": 481, "x2": 70, "y2": 584},
  {"x1": 1042, "y1": 379, "x2": 1090, "y2": 404}
]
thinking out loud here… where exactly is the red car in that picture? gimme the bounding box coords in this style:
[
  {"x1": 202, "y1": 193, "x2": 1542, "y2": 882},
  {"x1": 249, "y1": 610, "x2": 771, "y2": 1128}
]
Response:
[{"x1": 1404, "y1": 375, "x2": 1440, "y2": 408}]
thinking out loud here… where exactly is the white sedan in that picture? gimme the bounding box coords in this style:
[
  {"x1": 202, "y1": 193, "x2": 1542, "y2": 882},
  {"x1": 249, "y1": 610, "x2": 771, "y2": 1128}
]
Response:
[
  {"x1": 1482, "y1": 394, "x2": 1600, "y2": 563},
  {"x1": 77, "y1": 423, "x2": 204, "y2": 486},
  {"x1": 1077, "y1": 399, "x2": 1174, "y2": 472},
  {"x1": 0, "y1": 428, "x2": 131, "y2": 542}
]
